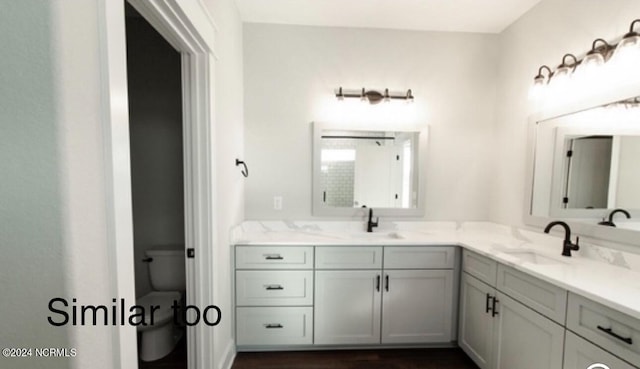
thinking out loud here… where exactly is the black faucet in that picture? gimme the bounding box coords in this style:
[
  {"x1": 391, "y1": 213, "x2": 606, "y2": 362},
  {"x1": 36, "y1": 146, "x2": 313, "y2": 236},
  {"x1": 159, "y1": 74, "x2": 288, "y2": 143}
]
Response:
[
  {"x1": 598, "y1": 208, "x2": 631, "y2": 227},
  {"x1": 544, "y1": 221, "x2": 580, "y2": 257},
  {"x1": 367, "y1": 208, "x2": 379, "y2": 233}
]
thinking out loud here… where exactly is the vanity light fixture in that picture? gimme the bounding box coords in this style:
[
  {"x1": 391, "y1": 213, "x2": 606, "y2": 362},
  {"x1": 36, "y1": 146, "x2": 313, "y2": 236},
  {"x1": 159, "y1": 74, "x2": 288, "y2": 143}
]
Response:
[
  {"x1": 529, "y1": 19, "x2": 640, "y2": 100},
  {"x1": 336, "y1": 87, "x2": 414, "y2": 104}
]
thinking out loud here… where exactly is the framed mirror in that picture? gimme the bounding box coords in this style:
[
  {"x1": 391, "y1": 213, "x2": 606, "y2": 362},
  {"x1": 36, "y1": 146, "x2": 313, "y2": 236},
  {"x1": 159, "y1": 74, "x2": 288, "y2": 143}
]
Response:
[
  {"x1": 525, "y1": 88, "x2": 640, "y2": 244},
  {"x1": 312, "y1": 122, "x2": 428, "y2": 217}
]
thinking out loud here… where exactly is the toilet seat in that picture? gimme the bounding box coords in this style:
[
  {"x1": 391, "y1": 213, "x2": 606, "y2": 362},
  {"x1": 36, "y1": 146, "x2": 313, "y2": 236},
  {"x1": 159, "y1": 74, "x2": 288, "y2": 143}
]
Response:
[{"x1": 136, "y1": 291, "x2": 181, "y2": 329}]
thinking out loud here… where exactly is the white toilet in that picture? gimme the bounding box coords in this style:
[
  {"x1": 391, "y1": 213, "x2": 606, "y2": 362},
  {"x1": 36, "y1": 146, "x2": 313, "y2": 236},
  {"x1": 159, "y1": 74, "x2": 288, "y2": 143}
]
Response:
[{"x1": 137, "y1": 246, "x2": 185, "y2": 362}]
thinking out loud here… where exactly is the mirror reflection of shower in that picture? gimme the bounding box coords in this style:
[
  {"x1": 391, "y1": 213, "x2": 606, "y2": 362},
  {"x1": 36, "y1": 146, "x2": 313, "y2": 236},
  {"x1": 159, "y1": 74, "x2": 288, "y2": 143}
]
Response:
[{"x1": 319, "y1": 130, "x2": 419, "y2": 209}]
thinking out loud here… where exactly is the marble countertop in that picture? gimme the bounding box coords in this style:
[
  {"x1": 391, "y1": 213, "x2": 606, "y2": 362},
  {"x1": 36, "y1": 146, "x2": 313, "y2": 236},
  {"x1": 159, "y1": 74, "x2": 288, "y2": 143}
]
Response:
[{"x1": 232, "y1": 221, "x2": 640, "y2": 320}]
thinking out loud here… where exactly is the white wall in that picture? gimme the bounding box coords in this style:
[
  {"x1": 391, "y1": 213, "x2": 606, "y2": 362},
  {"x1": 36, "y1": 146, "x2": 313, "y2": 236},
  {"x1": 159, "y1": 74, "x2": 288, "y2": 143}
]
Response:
[
  {"x1": 244, "y1": 24, "x2": 499, "y2": 220},
  {"x1": 490, "y1": 0, "x2": 640, "y2": 227},
  {"x1": 1, "y1": 1, "x2": 119, "y2": 368},
  {"x1": 203, "y1": 0, "x2": 245, "y2": 368},
  {"x1": 616, "y1": 136, "x2": 640, "y2": 209},
  {"x1": 1, "y1": 1, "x2": 245, "y2": 369},
  {"x1": 126, "y1": 15, "x2": 185, "y2": 299}
]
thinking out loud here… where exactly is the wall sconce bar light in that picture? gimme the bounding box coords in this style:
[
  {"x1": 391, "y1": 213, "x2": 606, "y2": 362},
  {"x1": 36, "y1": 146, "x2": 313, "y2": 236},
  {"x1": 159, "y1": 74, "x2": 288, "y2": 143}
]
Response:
[
  {"x1": 607, "y1": 96, "x2": 640, "y2": 109},
  {"x1": 530, "y1": 19, "x2": 640, "y2": 99},
  {"x1": 336, "y1": 87, "x2": 414, "y2": 104}
]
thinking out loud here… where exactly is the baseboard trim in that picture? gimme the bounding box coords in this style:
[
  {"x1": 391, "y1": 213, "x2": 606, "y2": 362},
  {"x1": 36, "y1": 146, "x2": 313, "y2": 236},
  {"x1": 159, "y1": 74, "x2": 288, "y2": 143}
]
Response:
[{"x1": 218, "y1": 339, "x2": 236, "y2": 369}]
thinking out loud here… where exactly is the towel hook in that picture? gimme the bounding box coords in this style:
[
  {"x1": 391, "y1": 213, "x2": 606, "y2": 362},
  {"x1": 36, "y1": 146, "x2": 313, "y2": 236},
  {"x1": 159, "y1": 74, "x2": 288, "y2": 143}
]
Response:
[{"x1": 235, "y1": 159, "x2": 249, "y2": 177}]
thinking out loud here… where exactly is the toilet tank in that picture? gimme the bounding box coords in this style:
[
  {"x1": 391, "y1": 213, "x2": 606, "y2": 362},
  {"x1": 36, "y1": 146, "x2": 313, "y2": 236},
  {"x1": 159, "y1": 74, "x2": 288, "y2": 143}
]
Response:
[{"x1": 145, "y1": 246, "x2": 186, "y2": 291}]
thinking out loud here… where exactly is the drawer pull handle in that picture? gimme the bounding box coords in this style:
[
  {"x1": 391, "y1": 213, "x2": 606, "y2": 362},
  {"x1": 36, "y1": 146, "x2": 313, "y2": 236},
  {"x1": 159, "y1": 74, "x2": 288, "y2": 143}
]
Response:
[
  {"x1": 597, "y1": 325, "x2": 633, "y2": 345},
  {"x1": 265, "y1": 285, "x2": 284, "y2": 290},
  {"x1": 264, "y1": 254, "x2": 284, "y2": 260},
  {"x1": 491, "y1": 297, "x2": 499, "y2": 317},
  {"x1": 264, "y1": 323, "x2": 283, "y2": 329},
  {"x1": 486, "y1": 294, "x2": 493, "y2": 314}
]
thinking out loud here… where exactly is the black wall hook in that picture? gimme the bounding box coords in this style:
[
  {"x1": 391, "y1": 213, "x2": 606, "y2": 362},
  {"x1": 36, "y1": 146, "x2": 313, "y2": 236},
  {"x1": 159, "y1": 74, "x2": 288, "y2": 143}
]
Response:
[{"x1": 236, "y1": 159, "x2": 249, "y2": 177}]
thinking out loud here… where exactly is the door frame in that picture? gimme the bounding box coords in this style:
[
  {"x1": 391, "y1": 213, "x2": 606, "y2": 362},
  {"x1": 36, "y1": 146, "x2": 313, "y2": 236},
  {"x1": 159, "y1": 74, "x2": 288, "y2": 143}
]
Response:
[{"x1": 98, "y1": 1, "x2": 218, "y2": 368}]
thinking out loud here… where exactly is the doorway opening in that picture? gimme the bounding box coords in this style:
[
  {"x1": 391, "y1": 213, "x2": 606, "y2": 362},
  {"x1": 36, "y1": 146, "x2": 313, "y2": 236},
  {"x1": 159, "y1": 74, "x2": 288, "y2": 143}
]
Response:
[{"x1": 125, "y1": 3, "x2": 188, "y2": 368}]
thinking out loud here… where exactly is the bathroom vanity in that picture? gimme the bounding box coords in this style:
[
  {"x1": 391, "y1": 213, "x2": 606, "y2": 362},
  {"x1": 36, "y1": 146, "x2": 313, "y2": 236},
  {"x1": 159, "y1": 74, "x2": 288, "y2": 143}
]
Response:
[
  {"x1": 235, "y1": 244, "x2": 458, "y2": 348},
  {"x1": 232, "y1": 222, "x2": 640, "y2": 369}
]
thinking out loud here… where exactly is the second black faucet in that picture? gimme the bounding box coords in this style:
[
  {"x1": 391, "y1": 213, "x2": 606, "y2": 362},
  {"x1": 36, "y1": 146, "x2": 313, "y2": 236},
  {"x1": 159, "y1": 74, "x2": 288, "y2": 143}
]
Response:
[
  {"x1": 367, "y1": 208, "x2": 379, "y2": 233},
  {"x1": 544, "y1": 221, "x2": 580, "y2": 257}
]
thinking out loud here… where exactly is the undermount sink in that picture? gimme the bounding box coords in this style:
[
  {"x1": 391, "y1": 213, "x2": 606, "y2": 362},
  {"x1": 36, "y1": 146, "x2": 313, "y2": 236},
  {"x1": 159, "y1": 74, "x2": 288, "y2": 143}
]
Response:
[
  {"x1": 500, "y1": 249, "x2": 564, "y2": 265},
  {"x1": 348, "y1": 232, "x2": 404, "y2": 240}
]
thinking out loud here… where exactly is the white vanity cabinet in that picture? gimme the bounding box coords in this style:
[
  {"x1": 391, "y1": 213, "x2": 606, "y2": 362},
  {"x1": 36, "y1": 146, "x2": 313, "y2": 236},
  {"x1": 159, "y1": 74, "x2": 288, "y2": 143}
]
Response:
[
  {"x1": 314, "y1": 246, "x2": 457, "y2": 346},
  {"x1": 314, "y1": 246, "x2": 384, "y2": 345},
  {"x1": 459, "y1": 272, "x2": 496, "y2": 368},
  {"x1": 381, "y1": 247, "x2": 455, "y2": 344},
  {"x1": 459, "y1": 250, "x2": 566, "y2": 369},
  {"x1": 564, "y1": 331, "x2": 637, "y2": 369},
  {"x1": 492, "y1": 291, "x2": 565, "y2": 369},
  {"x1": 566, "y1": 292, "x2": 640, "y2": 368},
  {"x1": 235, "y1": 246, "x2": 314, "y2": 347},
  {"x1": 314, "y1": 269, "x2": 382, "y2": 345}
]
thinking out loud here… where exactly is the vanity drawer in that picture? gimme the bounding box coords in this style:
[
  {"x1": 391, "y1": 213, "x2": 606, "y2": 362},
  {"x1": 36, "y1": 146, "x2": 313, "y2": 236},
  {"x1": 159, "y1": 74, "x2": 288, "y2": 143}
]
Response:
[
  {"x1": 383, "y1": 246, "x2": 455, "y2": 269},
  {"x1": 564, "y1": 331, "x2": 637, "y2": 369},
  {"x1": 462, "y1": 250, "x2": 497, "y2": 286},
  {"x1": 496, "y1": 264, "x2": 567, "y2": 324},
  {"x1": 236, "y1": 270, "x2": 313, "y2": 306},
  {"x1": 567, "y1": 293, "x2": 640, "y2": 365},
  {"x1": 236, "y1": 307, "x2": 313, "y2": 346},
  {"x1": 315, "y1": 246, "x2": 382, "y2": 269},
  {"x1": 236, "y1": 246, "x2": 313, "y2": 269}
]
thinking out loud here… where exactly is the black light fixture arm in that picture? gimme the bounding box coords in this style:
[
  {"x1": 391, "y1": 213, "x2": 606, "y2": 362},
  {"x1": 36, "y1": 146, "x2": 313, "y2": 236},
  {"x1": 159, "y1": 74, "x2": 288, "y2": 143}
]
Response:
[
  {"x1": 590, "y1": 38, "x2": 612, "y2": 53},
  {"x1": 534, "y1": 65, "x2": 553, "y2": 81},
  {"x1": 559, "y1": 53, "x2": 579, "y2": 71},
  {"x1": 235, "y1": 159, "x2": 249, "y2": 178},
  {"x1": 627, "y1": 19, "x2": 640, "y2": 35}
]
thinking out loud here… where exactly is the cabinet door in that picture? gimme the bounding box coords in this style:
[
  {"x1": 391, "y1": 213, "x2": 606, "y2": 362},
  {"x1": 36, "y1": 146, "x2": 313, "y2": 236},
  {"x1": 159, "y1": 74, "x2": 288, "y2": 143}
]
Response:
[
  {"x1": 314, "y1": 270, "x2": 381, "y2": 345},
  {"x1": 493, "y1": 292, "x2": 564, "y2": 369},
  {"x1": 564, "y1": 331, "x2": 637, "y2": 369},
  {"x1": 381, "y1": 269, "x2": 454, "y2": 344},
  {"x1": 459, "y1": 273, "x2": 495, "y2": 369}
]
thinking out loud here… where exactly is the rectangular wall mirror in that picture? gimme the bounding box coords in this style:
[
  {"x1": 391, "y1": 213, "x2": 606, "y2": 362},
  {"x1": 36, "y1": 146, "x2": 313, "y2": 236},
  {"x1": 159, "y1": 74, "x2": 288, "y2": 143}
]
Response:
[
  {"x1": 312, "y1": 122, "x2": 427, "y2": 217},
  {"x1": 527, "y1": 95, "x2": 640, "y2": 236}
]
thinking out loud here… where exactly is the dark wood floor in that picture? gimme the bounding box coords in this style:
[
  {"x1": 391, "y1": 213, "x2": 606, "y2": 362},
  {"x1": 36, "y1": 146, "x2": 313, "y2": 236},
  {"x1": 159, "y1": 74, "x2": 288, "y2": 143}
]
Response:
[
  {"x1": 138, "y1": 336, "x2": 187, "y2": 369},
  {"x1": 231, "y1": 348, "x2": 479, "y2": 369}
]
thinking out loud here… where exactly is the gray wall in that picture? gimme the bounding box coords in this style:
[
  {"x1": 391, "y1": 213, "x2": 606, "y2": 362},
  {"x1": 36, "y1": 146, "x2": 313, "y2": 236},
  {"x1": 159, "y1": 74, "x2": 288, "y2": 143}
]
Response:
[
  {"x1": 202, "y1": 0, "x2": 246, "y2": 365},
  {"x1": 243, "y1": 24, "x2": 499, "y2": 220},
  {"x1": 0, "y1": 2, "x2": 71, "y2": 367}
]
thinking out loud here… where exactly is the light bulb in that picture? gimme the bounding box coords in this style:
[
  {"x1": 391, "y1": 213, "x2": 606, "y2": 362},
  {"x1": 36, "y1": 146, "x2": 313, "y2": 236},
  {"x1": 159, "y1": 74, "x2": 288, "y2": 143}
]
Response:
[
  {"x1": 529, "y1": 65, "x2": 551, "y2": 102},
  {"x1": 528, "y1": 75, "x2": 545, "y2": 101},
  {"x1": 609, "y1": 20, "x2": 640, "y2": 83},
  {"x1": 574, "y1": 52, "x2": 606, "y2": 93}
]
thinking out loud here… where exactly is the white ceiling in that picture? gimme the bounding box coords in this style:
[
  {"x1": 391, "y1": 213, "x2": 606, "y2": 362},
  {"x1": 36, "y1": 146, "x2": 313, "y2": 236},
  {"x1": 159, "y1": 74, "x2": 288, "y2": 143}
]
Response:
[{"x1": 233, "y1": 0, "x2": 542, "y2": 34}]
